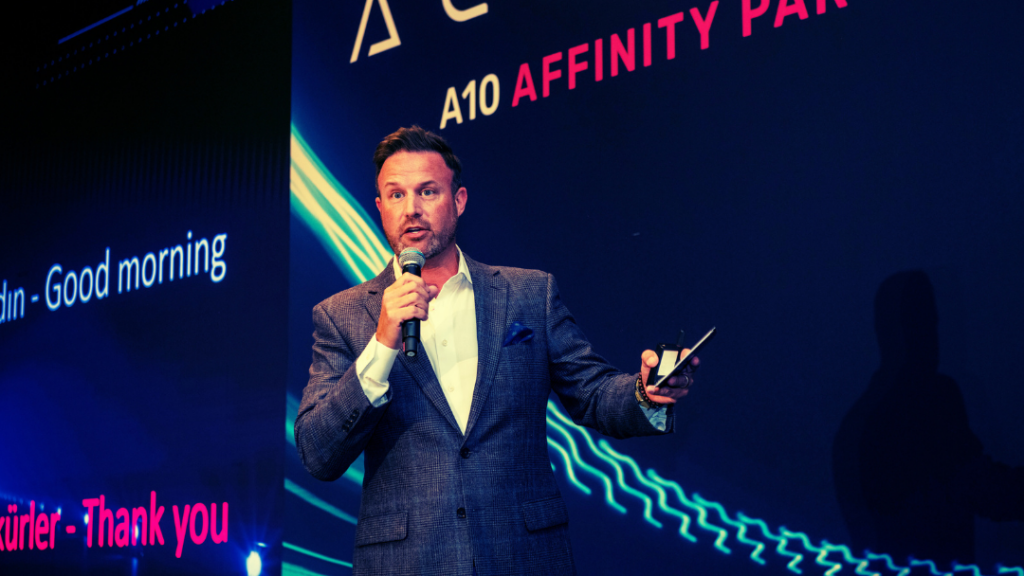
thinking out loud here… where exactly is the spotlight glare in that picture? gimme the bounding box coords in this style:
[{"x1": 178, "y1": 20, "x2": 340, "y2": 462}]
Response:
[{"x1": 246, "y1": 551, "x2": 262, "y2": 576}]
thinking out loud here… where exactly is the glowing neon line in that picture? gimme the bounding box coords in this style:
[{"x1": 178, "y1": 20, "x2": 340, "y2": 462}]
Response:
[
  {"x1": 289, "y1": 124, "x2": 1024, "y2": 576},
  {"x1": 291, "y1": 128, "x2": 390, "y2": 266},
  {"x1": 546, "y1": 416, "x2": 626, "y2": 513},
  {"x1": 59, "y1": 5, "x2": 133, "y2": 44},
  {"x1": 290, "y1": 127, "x2": 391, "y2": 285},
  {"x1": 283, "y1": 542, "x2": 354, "y2": 568},
  {"x1": 780, "y1": 528, "x2": 842, "y2": 576},
  {"x1": 690, "y1": 493, "x2": 764, "y2": 562},
  {"x1": 545, "y1": 402, "x2": 661, "y2": 528},
  {"x1": 291, "y1": 129, "x2": 390, "y2": 266},
  {"x1": 910, "y1": 557, "x2": 953, "y2": 576},
  {"x1": 737, "y1": 513, "x2": 804, "y2": 573},
  {"x1": 593, "y1": 440, "x2": 696, "y2": 532},
  {"x1": 824, "y1": 541, "x2": 881, "y2": 576},
  {"x1": 547, "y1": 437, "x2": 592, "y2": 496},
  {"x1": 291, "y1": 131, "x2": 389, "y2": 265},
  {"x1": 865, "y1": 550, "x2": 911, "y2": 576},
  {"x1": 953, "y1": 564, "x2": 984, "y2": 576},
  {"x1": 284, "y1": 478, "x2": 357, "y2": 525},
  {"x1": 645, "y1": 470, "x2": 731, "y2": 554}
]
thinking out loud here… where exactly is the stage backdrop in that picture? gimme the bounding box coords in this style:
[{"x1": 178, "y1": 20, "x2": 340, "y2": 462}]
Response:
[
  {"x1": 287, "y1": 1, "x2": 1024, "y2": 575},
  {"x1": 1, "y1": 0, "x2": 291, "y2": 574}
]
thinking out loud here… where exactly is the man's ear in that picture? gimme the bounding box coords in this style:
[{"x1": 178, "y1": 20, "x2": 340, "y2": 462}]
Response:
[
  {"x1": 455, "y1": 187, "x2": 467, "y2": 217},
  {"x1": 375, "y1": 194, "x2": 382, "y2": 214}
]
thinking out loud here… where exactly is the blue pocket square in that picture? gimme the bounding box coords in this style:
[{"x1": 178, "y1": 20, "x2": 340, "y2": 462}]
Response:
[{"x1": 502, "y1": 321, "x2": 534, "y2": 346}]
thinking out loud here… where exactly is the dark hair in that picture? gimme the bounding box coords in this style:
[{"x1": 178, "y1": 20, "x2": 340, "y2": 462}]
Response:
[{"x1": 373, "y1": 125, "x2": 462, "y2": 195}]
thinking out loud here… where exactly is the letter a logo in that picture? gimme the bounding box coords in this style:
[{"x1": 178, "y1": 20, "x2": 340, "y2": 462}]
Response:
[{"x1": 350, "y1": 0, "x2": 401, "y2": 63}]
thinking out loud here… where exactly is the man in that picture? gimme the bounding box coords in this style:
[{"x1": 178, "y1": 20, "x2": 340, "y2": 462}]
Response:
[{"x1": 294, "y1": 126, "x2": 698, "y2": 575}]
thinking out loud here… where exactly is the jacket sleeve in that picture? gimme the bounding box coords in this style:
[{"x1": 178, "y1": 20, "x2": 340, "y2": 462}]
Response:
[
  {"x1": 544, "y1": 273, "x2": 673, "y2": 439},
  {"x1": 294, "y1": 301, "x2": 390, "y2": 481}
]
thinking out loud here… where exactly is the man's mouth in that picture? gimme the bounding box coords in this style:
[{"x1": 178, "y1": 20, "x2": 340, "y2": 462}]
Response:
[{"x1": 403, "y1": 226, "x2": 429, "y2": 237}]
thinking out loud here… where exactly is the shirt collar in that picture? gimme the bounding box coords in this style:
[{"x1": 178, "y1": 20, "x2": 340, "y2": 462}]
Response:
[{"x1": 391, "y1": 245, "x2": 473, "y2": 285}]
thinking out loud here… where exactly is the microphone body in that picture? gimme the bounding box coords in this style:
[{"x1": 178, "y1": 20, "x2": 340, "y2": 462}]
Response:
[{"x1": 398, "y1": 249, "x2": 426, "y2": 357}]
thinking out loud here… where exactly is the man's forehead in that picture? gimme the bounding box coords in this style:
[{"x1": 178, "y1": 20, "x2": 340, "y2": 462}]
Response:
[{"x1": 378, "y1": 150, "x2": 452, "y2": 187}]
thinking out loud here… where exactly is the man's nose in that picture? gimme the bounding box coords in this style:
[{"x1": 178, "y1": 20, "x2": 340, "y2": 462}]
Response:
[{"x1": 401, "y1": 193, "x2": 422, "y2": 217}]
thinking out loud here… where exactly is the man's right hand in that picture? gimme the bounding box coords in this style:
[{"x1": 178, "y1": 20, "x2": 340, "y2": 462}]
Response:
[{"x1": 376, "y1": 273, "x2": 440, "y2": 349}]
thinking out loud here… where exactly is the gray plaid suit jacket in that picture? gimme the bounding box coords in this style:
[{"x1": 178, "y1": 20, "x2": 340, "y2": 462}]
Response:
[{"x1": 295, "y1": 255, "x2": 672, "y2": 576}]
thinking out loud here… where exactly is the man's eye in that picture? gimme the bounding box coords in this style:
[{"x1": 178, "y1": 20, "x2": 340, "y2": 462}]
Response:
[
  {"x1": 391, "y1": 191, "x2": 405, "y2": 200},
  {"x1": 422, "y1": 189, "x2": 435, "y2": 196}
]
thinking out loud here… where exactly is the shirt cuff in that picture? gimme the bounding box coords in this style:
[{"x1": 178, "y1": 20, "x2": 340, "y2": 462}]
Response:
[
  {"x1": 355, "y1": 336, "x2": 399, "y2": 407},
  {"x1": 640, "y1": 404, "x2": 669, "y2": 432}
]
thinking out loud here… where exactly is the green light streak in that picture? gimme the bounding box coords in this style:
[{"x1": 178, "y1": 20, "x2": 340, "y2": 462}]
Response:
[
  {"x1": 283, "y1": 541, "x2": 354, "y2": 568},
  {"x1": 284, "y1": 478, "x2": 357, "y2": 525},
  {"x1": 290, "y1": 125, "x2": 391, "y2": 285}
]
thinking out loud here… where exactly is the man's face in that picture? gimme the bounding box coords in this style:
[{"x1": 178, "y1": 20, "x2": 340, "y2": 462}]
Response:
[{"x1": 376, "y1": 150, "x2": 467, "y2": 260}]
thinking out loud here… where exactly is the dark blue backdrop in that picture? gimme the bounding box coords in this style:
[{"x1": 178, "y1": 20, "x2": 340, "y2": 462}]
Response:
[{"x1": 288, "y1": 0, "x2": 1024, "y2": 574}]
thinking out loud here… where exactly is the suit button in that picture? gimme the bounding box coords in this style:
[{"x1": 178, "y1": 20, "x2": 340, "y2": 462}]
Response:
[
  {"x1": 456, "y1": 507, "x2": 466, "y2": 519},
  {"x1": 460, "y1": 447, "x2": 470, "y2": 459}
]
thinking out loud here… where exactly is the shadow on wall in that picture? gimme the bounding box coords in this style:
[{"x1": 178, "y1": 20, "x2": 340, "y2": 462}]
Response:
[{"x1": 833, "y1": 271, "x2": 1024, "y2": 569}]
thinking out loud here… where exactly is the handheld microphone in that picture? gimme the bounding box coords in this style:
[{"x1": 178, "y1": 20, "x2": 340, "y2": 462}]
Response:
[{"x1": 398, "y1": 248, "x2": 426, "y2": 357}]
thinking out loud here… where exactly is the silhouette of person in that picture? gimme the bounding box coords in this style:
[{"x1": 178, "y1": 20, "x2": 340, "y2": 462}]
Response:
[{"x1": 833, "y1": 271, "x2": 1024, "y2": 569}]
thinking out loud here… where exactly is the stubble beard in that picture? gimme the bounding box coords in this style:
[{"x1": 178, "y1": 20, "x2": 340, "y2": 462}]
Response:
[{"x1": 387, "y1": 209, "x2": 459, "y2": 261}]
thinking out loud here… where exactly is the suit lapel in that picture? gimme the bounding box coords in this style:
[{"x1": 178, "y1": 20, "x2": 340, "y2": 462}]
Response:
[
  {"x1": 365, "y1": 260, "x2": 462, "y2": 434},
  {"x1": 464, "y1": 256, "x2": 508, "y2": 438}
]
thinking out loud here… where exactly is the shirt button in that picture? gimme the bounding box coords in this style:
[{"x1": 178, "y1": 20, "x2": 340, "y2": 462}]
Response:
[
  {"x1": 456, "y1": 507, "x2": 466, "y2": 519},
  {"x1": 460, "y1": 447, "x2": 470, "y2": 459},
  {"x1": 442, "y1": 339, "x2": 448, "y2": 347}
]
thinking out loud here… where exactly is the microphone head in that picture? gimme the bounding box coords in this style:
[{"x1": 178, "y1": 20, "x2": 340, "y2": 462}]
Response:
[{"x1": 398, "y1": 248, "x2": 426, "y2": 269}]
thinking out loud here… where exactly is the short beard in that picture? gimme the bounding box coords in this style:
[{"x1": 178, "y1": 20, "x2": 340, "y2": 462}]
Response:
[{"x1": 386, "y1": 210, "x2": 459, "y2": 261}]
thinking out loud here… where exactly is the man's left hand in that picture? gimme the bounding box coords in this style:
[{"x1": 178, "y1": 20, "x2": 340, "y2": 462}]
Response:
[{"x1": 639, "y1": 349, "x2": 700, "y2": 405}]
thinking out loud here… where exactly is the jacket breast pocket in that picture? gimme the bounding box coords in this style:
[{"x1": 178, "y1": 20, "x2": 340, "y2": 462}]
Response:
[
  {"x1": 521, "y1": 496, "x2": 569, "y2": 532},
  {"x1": 500, "y1": 339, "x2": 543, "y2": 373},
  {"x1": 354, "y1": 511, "x2": 408, "y2": 547}
]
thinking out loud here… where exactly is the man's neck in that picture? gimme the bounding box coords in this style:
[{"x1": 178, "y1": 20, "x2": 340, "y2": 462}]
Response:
[{"x1": 420, "y1": 243, "x2": 459, "y2": 290}]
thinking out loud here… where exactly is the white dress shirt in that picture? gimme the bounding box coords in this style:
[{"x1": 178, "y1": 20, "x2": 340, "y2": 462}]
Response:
[
  {"x1": 354, "y1": 247, "x2": 667, "y2": 434},
  {"x1": 355, "y1": 246, "x2": 478, "y2": 433}
]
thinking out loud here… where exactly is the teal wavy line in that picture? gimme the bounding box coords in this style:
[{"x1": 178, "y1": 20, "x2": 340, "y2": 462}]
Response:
[
  {"x1": 289, "y1": 123, "x2": 1024, "y2": 576},
  {"x1": 691, "y1": 493, "x2": 765, "y2": 563},
  {"x1": 824, "y1": 540, "x2": 881, "y2": 576},
  {"x1": 545, "y1": 416, "x2": 625, "y2": 513},
  {"x1": 645, "y1": 469, "x2": 731, "y2": 552},
  {"x1": 865, "y1": 550, "x2": 911, "y2": 576},
  {"x1": 911, "y1": 558, "x2": 953, "y2": 576},
  {"x1": 599, "y1": 439, "x2": 699, "y2": 536},
  {"x1": 545, "y1": 401, "x2": 659, "y2": 528},
  {"x1": 738, "y1": 513, "x2": 804, "y2": 573},
  {"x1": 781, "y1": 528, "x2": 842, "y2": 576},
  {"x1": 546, "y1": 437, "x2": 592, "y2": 496}
]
